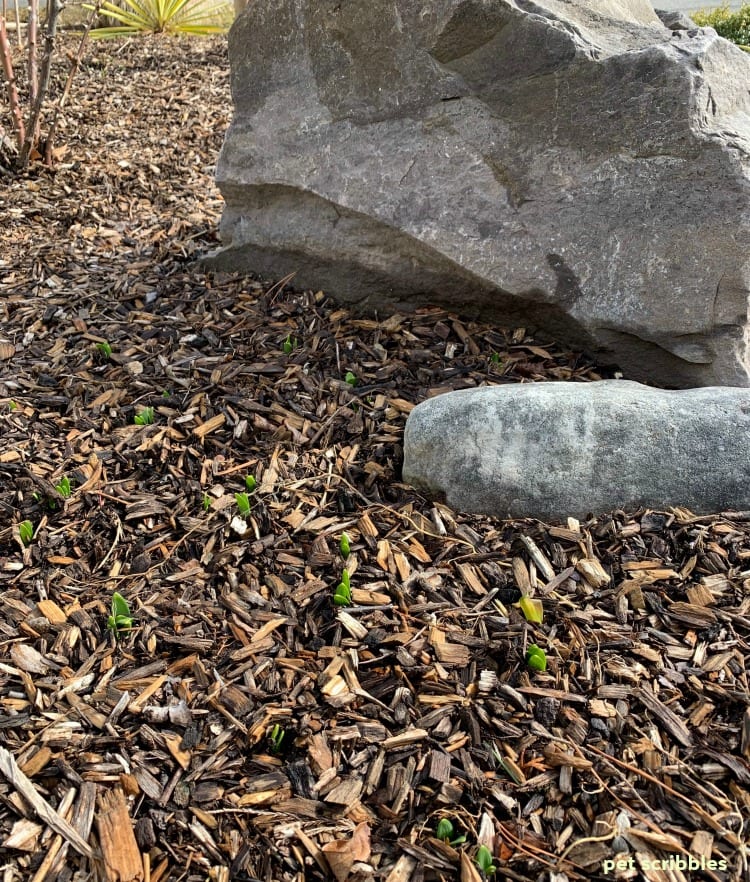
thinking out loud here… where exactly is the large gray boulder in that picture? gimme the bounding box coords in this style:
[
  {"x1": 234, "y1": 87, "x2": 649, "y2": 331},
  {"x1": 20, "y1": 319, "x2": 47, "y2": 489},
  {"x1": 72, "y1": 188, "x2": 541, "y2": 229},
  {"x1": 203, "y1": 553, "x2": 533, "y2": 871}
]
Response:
[
  {"x1": 402, "y1": 381, "x2": 750, "y2": 520},
  {"x1": 209, "y1": 0, "x2": 750, "y2": 388}
]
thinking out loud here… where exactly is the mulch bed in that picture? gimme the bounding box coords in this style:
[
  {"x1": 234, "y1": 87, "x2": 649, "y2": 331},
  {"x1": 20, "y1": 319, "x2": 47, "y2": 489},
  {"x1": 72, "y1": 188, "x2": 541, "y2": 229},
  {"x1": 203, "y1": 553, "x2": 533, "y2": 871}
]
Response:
[{"x1": 0, "y1": 32, "x2": 749, "y2": 882}]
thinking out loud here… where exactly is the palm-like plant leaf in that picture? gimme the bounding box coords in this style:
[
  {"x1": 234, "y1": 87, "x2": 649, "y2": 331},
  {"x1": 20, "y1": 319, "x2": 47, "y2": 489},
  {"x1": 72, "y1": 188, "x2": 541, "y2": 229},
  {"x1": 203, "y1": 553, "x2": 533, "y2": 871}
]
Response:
[{"x1": 87, "y1": 0, "x2": 230, "y2": 37}]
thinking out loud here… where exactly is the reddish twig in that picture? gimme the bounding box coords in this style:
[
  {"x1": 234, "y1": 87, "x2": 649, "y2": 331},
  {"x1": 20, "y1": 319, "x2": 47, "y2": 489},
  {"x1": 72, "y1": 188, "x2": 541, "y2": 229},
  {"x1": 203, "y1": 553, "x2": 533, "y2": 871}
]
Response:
[
  {"x1": 18, "y1": 0, "x2": 61, "y2": 169},
  {"x1": 0, "y1": 15, "x2": 25, "y2": 150}
]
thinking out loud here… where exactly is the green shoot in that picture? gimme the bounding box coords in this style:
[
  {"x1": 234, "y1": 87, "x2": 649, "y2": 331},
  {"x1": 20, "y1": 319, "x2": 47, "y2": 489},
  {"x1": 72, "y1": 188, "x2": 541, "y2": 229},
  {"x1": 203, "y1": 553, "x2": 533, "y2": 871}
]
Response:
[
  {"x1": 19, "y1": 520, "x2": 34, "y2": 545},
  {"x1": 162, "y1": 389, "x2": 171, "y2": 398},
  {"x1": 55, "y1": 476, "x2": 72, "y2": 498},
  {"x1": 344, "y1": 370, "x2": 357, "y2": 387},
  {"x1": 526, "y1": 644, "x2": 547, "y2": 672},
  {"x1": 475, "y1": 845, "x2": 496, "y2": 875},
  {"x1": 339, "y1": 532, "x2": 351, "y2": 558},
  {"x1": 435, "y1": 818, "x2": 466, "y2": 846},
  {"x1": 333, "y1": 569, "x2": 352, "y2": 606},
  {"x1": 283, "y1": 334, "x2": 298, "y2": 355},
  {"x1": 245, "y1": 475, "x2": 257, "y2": 493},
  {"x1": 8, "y1": 401, "x2": 18, "y2": 411},
  {"x1": 269, "y1": 723, "x2": 285, "y2": 754},
  {"x1": 96, "y1": 341, "x2": 113, "y2": 359},
  {"x1": 235, "y1": 492, "x2": 251, "y2": 518},
  {"x1": 435, "y1": 818, "x2": 453, "y2": 841},
  {"x1": 107, "y1": 592, "x2": 134, "y2": 641},
  {"x1": 517, "y1": 595, "x2": 543, "y2": 623},
  {"x1": 202, "y1": 493, "x2": 211, "y2": 512},
  {"x1": 134, "y1": 406, "x2": 155, "y2": 425}
]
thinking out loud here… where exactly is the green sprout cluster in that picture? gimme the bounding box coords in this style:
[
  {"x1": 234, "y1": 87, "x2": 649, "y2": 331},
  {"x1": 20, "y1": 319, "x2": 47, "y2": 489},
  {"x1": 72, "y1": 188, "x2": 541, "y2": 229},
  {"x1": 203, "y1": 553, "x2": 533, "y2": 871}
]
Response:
[
  {"x1": 434, "y1": 819, "x2": 495, "y2": 874},
  {"x1": 435, "y1": 818, "x2": 466, "y2": 847},
  {"x1": 19, "y1": 520, "x2": 34, "y2": 545},
  {"x1": 55, "y1": 476, "x2": 72, "y2": 498},
  {"x1": 526, "y1": 643, "x2": 547, "y2": 672},
  {"x1": 333, "y1": 569, "x2": 351, "y2": 606},
  {"x1": 475, "y1": 845, "x2": 496, "y2": 875},
  {"x1": 235, "y1": 492, "x2": 251, "y2": 518},
  {"x1": 107, "y1": 592, "x2": 134, "y2": 641},
  {"x1": 268, "y1": 723, "x2": 285, "y2": 754},
  {"x1": 134, "y1": 406, "x2": 155, "y2": 425},
  {"x1": 283, "y1": 335, "x2": 298, "y2": 355},
  {"x1": 233, "y1": 475, "x2": 258, "y2": 518},
  {"x1": 96, "y1": 341, "x2": 113, "y2": 359},
  {"x1": 339, "y1": 532, "x2": 350, "y2": 558}
]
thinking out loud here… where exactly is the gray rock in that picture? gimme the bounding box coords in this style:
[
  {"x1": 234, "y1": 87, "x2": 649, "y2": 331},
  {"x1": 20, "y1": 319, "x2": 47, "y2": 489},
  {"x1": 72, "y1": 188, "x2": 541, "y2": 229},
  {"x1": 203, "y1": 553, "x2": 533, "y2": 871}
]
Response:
[
  {"x1": 402, "y1": 381, "x2": 750, "y2": 520},
  {"x1": 654, "y1": 9, "x2": 697, "y2": 31},
  {"x1": 209, "y1": 0, "x2": 750, "y2": 388}
]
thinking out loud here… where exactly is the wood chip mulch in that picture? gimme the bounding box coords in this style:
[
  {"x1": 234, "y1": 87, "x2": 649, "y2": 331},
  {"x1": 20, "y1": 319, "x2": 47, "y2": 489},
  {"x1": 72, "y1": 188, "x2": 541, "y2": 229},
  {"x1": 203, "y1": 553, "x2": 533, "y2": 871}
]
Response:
[{"x1": 0, "y1": 32, "x2": 749, "y2": 882}]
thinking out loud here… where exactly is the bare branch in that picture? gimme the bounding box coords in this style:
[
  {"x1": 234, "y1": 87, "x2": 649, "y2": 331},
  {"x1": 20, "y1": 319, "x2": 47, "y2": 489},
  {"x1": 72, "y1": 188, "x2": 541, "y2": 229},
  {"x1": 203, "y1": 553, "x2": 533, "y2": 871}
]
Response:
[
  {"x1": 45, "y1": 0, "x2": 102, "y2": 164},
  {"x1": 0, "y1": 15, "x2": 26, "y2": 150},
  {"x1": 28, "y1": 0, "x2": 39, "y2": 112},
  {"x1": 18, "y1": 0, "x2": 62, "y2": 169},
  {"x1": 12, "y1": 0, "x2": 20, "y2": 47}
]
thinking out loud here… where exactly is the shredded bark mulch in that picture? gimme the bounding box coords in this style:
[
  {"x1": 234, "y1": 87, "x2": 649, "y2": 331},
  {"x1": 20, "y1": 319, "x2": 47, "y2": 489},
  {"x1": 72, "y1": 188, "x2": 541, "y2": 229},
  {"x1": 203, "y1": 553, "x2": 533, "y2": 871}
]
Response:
[{"x1": 0, "y1": 33, "x2": 749, "y2": 882}]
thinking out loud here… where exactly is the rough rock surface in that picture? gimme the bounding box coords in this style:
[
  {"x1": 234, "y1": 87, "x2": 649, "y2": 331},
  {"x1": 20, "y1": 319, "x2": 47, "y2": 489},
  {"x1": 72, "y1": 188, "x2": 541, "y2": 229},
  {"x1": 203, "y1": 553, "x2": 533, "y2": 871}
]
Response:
[
  {"x1": 402, "y1": 381, "x2": 750, "y2": 520},
  {"x1": 210, "y1": 0, "x2": 750, "y2": 388}
]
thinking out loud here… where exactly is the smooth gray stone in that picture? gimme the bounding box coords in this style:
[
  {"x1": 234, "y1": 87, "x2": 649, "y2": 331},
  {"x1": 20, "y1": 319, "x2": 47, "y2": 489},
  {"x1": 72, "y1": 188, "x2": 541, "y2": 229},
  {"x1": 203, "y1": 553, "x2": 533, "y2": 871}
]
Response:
[
  {"x1": 209, "y1": 0, "x2": 750, "y2": 388},
  {"x1": 402, "y1": 381, "x2": 750, "y2": 520}
]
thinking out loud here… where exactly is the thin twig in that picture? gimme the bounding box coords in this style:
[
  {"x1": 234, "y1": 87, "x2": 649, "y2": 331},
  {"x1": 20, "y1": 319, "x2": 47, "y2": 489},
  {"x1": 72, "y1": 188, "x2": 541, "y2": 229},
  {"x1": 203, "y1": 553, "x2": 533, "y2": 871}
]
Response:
[
  {"x1": 12, "y1": 0, "x2": 19, "y2": 47},
  {"x1": 0, "y1": 15, "x2": 25, "y2": 149},
  {"x1": 27, "y1": 0, "x2": 38, "y2": 113},
  {"x1": 45, "y1": 0, "x2": 103, "y2": 164},
  {"x1": 18, "y1": 0, "x2": 62, "y2": 168}
]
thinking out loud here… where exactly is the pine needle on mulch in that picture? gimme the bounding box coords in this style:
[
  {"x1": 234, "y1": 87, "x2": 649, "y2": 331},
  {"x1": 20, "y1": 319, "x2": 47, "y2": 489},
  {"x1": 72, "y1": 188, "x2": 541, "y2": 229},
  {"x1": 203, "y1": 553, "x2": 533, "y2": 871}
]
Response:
[{"x1": 0, "y1": 33, "x2": 749, "y2": 882}]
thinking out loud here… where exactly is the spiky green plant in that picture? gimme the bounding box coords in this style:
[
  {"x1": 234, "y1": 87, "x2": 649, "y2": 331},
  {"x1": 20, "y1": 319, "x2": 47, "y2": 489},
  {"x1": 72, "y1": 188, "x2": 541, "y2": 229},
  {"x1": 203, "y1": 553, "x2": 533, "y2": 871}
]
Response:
[
  {"x1": 87, "y1": 0, "x2": 232, "y2": 38},
  {"x1": 692, "y1": 3, "x2": 750, "y2": 50}
]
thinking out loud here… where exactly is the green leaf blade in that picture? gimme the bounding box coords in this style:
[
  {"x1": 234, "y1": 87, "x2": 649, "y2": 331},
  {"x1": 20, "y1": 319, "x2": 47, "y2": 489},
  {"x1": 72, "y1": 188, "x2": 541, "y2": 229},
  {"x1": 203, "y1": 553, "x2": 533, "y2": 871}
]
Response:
[
  {"x1": 518, "y1": 595, "x2": 543, "y2": 623},
  {"x1": 111, "y1": 592, "x2": 131, "y2": 619}
]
